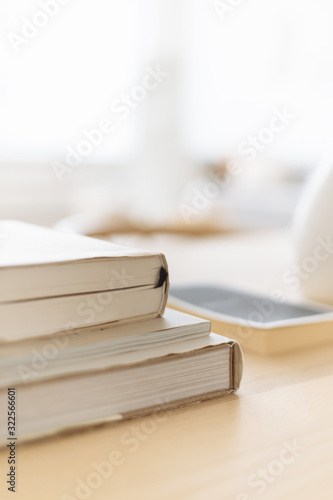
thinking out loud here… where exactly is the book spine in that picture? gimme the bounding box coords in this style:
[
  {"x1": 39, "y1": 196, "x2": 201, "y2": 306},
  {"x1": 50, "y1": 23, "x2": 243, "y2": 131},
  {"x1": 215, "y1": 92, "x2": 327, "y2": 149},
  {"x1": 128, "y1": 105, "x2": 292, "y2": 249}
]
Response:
[
  {"x1": 230, "y1": 341, "x2": 244, "y2": 391},
  {"x1": 157, "y1": 253, "x2": 169, "y2": 316}
]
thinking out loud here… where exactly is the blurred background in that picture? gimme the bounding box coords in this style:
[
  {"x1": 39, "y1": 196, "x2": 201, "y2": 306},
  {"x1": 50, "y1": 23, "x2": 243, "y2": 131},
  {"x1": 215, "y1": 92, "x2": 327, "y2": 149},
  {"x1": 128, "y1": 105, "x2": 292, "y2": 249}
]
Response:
[{"x1": 0, "y1": 0, "x2": 332, "y2": 233}]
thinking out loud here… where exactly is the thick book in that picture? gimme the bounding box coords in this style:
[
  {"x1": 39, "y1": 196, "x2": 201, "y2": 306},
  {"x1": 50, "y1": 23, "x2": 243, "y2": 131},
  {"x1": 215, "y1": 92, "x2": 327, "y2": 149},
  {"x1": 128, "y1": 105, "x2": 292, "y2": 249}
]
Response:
[
  {"x1": 0, "y1": 220, "x2": 169, "y2": 340},
  {"x1": 0, "y1": 331, "x2": 243, "y2": 446},
  {"x1": 1, "y1": 309, "x2": 211, "y2": 386}
]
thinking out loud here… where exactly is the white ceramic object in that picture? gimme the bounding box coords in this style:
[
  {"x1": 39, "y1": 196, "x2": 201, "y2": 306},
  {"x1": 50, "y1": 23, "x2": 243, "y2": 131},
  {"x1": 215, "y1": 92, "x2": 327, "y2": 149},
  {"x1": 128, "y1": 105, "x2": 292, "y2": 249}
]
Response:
[{"x1": 292, "y1": 159, "x2": 333, "y2": 304}]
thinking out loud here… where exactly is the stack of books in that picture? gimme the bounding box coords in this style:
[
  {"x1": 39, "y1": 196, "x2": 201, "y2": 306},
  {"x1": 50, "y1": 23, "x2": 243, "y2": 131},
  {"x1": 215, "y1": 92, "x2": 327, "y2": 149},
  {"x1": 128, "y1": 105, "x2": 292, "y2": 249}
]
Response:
[{"x1": 0, "y1": 220, "x2": 243, "y2": 444}]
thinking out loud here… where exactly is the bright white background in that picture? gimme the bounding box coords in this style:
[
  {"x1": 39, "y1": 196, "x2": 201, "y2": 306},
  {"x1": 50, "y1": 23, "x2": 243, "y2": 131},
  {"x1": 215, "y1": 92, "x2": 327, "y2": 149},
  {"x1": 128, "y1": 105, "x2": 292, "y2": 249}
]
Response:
[{"x1": 1, "y1": 0, "x2": 333, "y2": 224}]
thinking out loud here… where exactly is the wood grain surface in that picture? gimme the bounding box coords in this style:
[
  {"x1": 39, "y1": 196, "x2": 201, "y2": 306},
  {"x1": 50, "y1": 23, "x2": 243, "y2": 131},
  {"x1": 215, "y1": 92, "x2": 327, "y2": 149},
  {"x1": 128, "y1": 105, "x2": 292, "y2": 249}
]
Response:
[{"x1": 1, "y1": 230, "x2": 332, "y2": 500}]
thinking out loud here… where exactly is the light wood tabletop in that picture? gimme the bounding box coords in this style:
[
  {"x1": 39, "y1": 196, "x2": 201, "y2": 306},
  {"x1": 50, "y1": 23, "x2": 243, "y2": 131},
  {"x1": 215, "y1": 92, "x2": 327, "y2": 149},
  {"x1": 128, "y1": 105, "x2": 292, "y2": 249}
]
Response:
[{"x1": 1, "y1": 229, "x2": 333, "y2": 500}]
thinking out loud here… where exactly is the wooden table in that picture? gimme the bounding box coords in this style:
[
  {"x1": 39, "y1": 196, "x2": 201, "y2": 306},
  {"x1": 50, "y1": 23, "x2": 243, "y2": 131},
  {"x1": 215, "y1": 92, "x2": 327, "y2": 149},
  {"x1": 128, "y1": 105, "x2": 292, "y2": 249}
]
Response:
[{"x1": 1, "y1": 230, "x2": 333, "y2": 500}]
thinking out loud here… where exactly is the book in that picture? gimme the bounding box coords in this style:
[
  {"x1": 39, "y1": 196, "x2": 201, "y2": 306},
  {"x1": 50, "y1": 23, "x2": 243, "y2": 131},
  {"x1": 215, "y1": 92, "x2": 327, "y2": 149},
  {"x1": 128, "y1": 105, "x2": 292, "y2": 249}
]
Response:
[
  {"x1": 0, "y1": 220, "x2": 169, "y2": 340},
  {"x1": 1, "y1": 308, "x2": 211, "y2": 386},
  {"x1": 0, "y1": 322, "x2": 243, "y2": 446},
  {"x1": 168, "y1": 284, "x2": 333, "y2": 354},
  {"x1": 0, "y1": 222, "x2": 243, "y2": 446}
]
